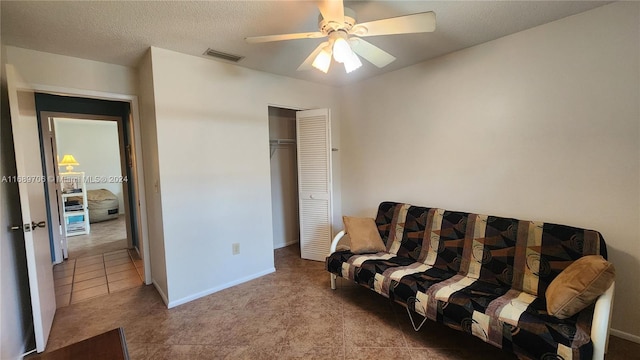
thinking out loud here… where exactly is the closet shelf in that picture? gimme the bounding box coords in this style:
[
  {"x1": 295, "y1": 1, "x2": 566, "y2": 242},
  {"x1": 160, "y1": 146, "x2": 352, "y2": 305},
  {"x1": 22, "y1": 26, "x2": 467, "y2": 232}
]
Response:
[
  {"x1": 269, "y1": 139, "x2": 296, "y2": 145},
  {"x1": 269, "y1": 139, "x2": 296, "y2": 158}
]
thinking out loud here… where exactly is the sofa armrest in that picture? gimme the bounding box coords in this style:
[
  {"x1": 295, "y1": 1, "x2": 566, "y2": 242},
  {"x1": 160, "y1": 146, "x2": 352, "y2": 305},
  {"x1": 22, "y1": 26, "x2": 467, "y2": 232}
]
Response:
[
  {"x1": 329, "y1": 230, "x2": 347, "y2": 290},
  {"x1": 591, "y1": 281, "x2": 615, "y2": 360},
  {"x1": 330, "y1": 230, "x2": 346, "y2": 254}
]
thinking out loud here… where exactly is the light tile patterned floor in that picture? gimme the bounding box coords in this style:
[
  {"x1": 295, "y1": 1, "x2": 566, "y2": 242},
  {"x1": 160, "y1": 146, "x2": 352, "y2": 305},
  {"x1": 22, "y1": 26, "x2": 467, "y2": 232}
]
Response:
[{"x1": 53, "y1": 249, "x2": 143, "y2": 307}]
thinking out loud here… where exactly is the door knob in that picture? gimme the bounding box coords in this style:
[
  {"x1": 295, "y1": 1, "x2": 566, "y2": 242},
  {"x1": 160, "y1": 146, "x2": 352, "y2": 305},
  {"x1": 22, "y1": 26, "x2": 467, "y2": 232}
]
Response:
[{"x1": 31, "y1": 221, "x2": 46, "y2": 229}]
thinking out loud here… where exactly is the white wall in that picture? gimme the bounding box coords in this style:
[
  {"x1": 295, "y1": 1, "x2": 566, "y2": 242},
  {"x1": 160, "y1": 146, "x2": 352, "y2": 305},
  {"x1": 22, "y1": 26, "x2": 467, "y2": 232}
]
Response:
[
  {"x1": 54, "y1": 118, "x2": 124, "y2": 214},
  {"x1": 148, "y1": 46, "x2": 342, "y2": 306},
  {"x1": 340, "y1": 2, "x2": 639, "y2": 339}
]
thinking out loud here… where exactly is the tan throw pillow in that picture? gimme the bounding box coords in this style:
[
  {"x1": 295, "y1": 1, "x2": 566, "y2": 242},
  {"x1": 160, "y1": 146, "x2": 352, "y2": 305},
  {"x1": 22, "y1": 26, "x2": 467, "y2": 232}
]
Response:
[
  {"x1": 343, "y1": 216, "x2": 386, "y2": 254},
  {"x1": 546, "y1": 255, "x2": 615, "y2": 319}
]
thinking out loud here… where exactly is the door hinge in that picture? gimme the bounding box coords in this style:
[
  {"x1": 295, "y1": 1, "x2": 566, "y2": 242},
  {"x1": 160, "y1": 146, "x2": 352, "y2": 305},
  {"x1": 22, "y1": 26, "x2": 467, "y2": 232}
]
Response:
[{"x1": 9, "y1": 223, "x2": 30, "y2": 232}]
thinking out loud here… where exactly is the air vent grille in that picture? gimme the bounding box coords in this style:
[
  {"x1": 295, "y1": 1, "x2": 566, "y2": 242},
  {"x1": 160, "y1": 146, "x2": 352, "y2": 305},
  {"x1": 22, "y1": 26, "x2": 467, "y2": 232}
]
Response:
[{"x1": 203, "y1": 48, "x2": 244, "y2": 63}]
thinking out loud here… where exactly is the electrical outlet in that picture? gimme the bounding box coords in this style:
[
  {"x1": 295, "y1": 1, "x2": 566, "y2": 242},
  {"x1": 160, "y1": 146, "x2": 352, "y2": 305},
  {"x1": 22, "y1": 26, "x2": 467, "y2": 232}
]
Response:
[{"x1": 232, "y1": 243, "x2": 240, "y2": 255}]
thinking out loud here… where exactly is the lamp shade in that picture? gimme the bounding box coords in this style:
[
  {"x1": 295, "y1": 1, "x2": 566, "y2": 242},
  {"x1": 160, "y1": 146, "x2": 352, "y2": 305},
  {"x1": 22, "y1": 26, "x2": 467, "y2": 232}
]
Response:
[
  {"x1": 59, "y1": 154, "x2": 79, "y2": 172},
  {"x1": 344, "y1": 53, "x2": 362, "y2": 73},
  {"x1": 332, "y1": 37, "x2": 352, "y2": 64},
  {"x1": 312, "y1": 47, "x2": 332, "y2": 73}
]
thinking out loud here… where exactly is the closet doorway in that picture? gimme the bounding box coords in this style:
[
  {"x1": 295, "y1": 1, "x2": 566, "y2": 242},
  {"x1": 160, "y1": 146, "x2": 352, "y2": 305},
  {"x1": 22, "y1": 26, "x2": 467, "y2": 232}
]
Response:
[
  {"x1": 269, "y1": 106, "x2": 333, "y2": 261},
  {"x1": 269, "y1": 107, "x2": 300, "y2": 249}
]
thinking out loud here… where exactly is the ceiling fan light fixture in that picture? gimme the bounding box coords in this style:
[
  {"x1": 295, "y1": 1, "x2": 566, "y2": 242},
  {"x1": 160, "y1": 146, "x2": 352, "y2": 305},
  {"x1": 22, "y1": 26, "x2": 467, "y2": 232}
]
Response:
[
  {"x1": 332, "y1": 34, "x2": 352, "y2": 64},
  {"x1": 312, "y1": 47, "x2": 332, "y2": 73},
  {"x1": 344, "y1": 53, "x2": 362, "y2": 73},
  {"x1": 245, "y1": 2, "x2": 436, "y2": 76}
]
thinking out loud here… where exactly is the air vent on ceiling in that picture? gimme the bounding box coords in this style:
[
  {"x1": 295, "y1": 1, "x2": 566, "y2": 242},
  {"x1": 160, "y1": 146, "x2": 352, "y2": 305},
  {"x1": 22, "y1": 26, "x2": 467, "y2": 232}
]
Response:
[{"x1": 203, "y1": 48, "x2": 244, "y2": 63}]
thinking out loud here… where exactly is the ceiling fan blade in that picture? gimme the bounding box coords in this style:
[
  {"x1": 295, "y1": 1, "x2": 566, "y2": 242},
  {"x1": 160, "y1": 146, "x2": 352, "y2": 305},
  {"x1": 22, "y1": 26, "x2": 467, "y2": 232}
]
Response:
[
  {"x1": 351, "y1": 12, "x2": 436, "y2": 37},
  {"x1": 297, "y1": 41, "x2": 330, "y2": 71},
  {"x1": 317, "y1": 0, "x2": 344, "y2": 23},
  {"x1": 245, "y1": 32, "x2": 324, "y2": 43},
  {"x1": 349, "y1": 38, "x2": 396, "y2": 68}
]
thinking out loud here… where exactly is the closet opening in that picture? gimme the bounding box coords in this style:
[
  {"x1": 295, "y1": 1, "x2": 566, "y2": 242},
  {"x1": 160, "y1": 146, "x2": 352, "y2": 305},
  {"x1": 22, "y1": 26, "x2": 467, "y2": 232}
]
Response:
[{"x1": 268, "y1": 106, "x2": 300, "y2": 250}]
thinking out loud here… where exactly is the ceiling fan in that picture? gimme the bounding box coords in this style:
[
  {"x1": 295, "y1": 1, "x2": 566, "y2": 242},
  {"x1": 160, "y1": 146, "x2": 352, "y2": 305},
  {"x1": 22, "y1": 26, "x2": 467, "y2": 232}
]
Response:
[{"x1": 245, "y1": 0, "x2": 436, "y2": 74}]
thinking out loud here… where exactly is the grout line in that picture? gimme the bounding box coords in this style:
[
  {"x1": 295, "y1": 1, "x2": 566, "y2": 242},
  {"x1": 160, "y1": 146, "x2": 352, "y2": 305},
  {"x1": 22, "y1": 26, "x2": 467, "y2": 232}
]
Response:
[{"x1": 103, "y1": 253, "x2": 111, "y2": 294}]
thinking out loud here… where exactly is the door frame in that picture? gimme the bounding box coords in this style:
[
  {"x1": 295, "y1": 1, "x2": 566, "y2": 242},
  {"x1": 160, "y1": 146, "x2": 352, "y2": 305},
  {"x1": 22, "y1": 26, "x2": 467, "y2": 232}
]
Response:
[
  {"x1": 266, "y1": 103, "x2": 335, "y2": 261},
  {"x1": 31, "y1": 84, "x2": 151, "y2": 285},
  {"x1": 40, "y1": 111, "x2": 134, "y2": 262}
]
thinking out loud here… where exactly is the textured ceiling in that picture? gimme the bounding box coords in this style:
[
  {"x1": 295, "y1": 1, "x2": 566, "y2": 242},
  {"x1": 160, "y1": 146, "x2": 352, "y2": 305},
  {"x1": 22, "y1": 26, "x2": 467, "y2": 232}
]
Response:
[{"x1": 1, "y1": 1, "x2": 610, "y2": 86}]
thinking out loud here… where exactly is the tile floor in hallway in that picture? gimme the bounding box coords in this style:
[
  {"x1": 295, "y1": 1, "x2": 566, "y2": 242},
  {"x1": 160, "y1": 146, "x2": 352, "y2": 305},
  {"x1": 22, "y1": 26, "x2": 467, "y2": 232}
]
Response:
[
  {"x1": 37, "y1": 245, "x2": 640, "y2": 359},
  {"x1": 53, "y1": 249, "x2": 143, "y2": 307}
]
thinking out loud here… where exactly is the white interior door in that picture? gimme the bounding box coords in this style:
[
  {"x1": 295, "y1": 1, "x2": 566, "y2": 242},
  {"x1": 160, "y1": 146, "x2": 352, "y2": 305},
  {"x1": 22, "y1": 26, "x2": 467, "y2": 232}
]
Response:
[
  {"x1": 296, "y1": 109, "x2": 332, "y2": 261},
  {"x1": 6, "y1": 64, "x2": 56, "y2": 352}
]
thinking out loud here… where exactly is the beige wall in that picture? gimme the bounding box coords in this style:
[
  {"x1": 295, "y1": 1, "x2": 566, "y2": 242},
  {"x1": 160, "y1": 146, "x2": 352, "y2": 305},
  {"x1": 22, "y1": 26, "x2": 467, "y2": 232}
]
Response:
[
  {"x1": 137, "y1": 49, "x2": 169, "y2": 302},
  {"x1": 340, "y1": 2, "x2": 639, "y2": 339},
  {"x1": 5, "y1": 46, "x2": 137, "y2": 96},
  {"x1": 147, "y1": 47, "x2": 342, "y2": 306}
]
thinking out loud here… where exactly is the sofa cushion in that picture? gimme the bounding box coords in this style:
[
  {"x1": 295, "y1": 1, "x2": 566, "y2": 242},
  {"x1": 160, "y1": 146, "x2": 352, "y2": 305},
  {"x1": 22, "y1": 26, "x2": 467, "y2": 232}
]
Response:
[
  {"x1": 418, "y1": 209, "x2": 469, "y2": 273},
  {"x1": 485, "y1": 289, "x2": 595, "y2": 359},
  {"x1": 392, "y1": 205, "x2": 431, "y2": 260},
  {"x1": 374, "y1": 202, "x2": 400, "y2": 244},
  {"x1": 343, "y1": 216, "x2": 386, "y2": 254},
  {"x1": 390, "y1": 266, "x2": 456, "y2": 311},
  {"x1": 512, "y1": 221, "x2": 607, "y2": 297},
  {"x1": 385, "y1": 203, "x2": 411, "y2": 254},
  {"x1": 545, "y1": 255, "x2": 615, "y2": 319},
  {"x1": 459, "y1": 214, "x2": 519, "y2": 286},
  {"x1": 354, "y1": 256, "x2": 418, "y2": 294}
]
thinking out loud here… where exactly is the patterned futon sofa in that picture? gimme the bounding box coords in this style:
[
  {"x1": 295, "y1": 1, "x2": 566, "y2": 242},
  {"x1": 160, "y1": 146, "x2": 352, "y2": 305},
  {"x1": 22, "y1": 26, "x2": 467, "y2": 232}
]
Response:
[{"x1": 326, "y1": 202, "x2": 615, "y2": 360}]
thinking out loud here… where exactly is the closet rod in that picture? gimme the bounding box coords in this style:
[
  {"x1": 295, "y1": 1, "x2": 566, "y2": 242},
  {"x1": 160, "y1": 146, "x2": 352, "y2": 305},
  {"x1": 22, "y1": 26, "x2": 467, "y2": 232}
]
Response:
[{"x1": 269, "y1": 139, "x2": 296, "y2": 145}]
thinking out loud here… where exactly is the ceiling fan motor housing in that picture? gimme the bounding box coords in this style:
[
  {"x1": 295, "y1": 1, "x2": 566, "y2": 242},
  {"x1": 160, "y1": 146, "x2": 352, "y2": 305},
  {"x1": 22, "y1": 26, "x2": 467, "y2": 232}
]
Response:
[{"x1": 319, "y1": 7, "x2": 356, "y2": 35}]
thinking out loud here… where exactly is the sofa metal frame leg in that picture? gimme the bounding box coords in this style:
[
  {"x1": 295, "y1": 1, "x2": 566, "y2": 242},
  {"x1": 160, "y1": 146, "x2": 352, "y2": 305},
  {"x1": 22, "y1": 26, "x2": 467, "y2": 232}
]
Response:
[{"x1": 330, "y1": 274, "x2": 337, "y2": 290}]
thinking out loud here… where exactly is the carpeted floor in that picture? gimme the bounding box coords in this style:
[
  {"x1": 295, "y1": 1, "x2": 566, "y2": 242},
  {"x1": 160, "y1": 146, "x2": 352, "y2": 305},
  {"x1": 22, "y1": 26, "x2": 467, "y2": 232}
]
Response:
[
  {"x1": 36, "y1": 245, "x2": 639, "y2": 359},
  {"x1": 66, "y1": 215, "x2": 128, "y2": 259}
]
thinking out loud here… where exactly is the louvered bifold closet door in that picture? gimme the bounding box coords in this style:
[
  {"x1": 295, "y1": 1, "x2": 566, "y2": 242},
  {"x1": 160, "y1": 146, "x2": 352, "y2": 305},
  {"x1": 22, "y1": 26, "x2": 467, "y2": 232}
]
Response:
[{"x1": 296, "y1": 109, "x2": 332, "y2": 261}]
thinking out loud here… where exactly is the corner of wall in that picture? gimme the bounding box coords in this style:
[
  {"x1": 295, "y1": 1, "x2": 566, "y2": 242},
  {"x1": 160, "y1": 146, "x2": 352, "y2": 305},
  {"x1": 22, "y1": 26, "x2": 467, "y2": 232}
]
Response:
[{"x1": 137, "y1": 47, "x2": 169, "y2": 303}]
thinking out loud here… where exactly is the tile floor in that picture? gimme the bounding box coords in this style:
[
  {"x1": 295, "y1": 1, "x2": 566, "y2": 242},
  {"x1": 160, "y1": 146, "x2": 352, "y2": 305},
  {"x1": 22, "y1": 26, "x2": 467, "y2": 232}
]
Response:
[
  {"x1": 53, "y1": 249, "x2": 143, "y2": 307},
  {"x1": 37, "y1": 245, "x2": 640, "y2": 359}
]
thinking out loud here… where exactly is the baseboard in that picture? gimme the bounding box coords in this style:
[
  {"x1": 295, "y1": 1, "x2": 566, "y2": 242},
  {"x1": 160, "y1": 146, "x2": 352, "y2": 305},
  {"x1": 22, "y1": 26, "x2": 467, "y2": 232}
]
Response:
[
  {"x1": 611, "y1": 328, "x2": 640, "y2": 343},
  {"x1": 166, "y1": 267, "x2": 276, "y2": 309},
  {"x1": 152, "y1": 280, "x2": 169, "y2": 307},
  {"x1": 273, "y1": 239, "x2": 298, "y2": 249}
]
